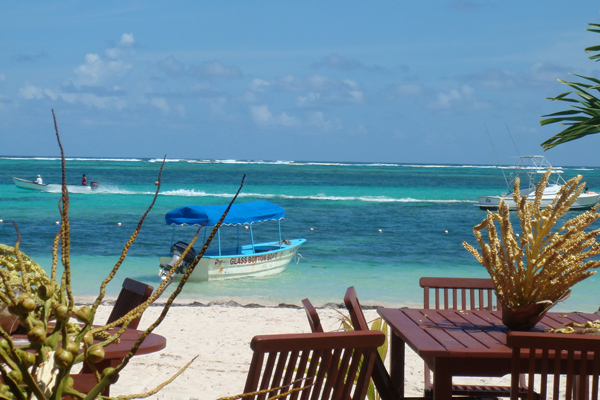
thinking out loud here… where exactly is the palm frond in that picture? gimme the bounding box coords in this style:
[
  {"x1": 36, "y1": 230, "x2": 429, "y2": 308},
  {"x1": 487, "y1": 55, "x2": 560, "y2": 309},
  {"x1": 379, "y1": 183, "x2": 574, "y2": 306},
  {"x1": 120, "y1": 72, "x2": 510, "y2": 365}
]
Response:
[{"x1": 540, "y1": 23, "x2": 600, "y2": 149}]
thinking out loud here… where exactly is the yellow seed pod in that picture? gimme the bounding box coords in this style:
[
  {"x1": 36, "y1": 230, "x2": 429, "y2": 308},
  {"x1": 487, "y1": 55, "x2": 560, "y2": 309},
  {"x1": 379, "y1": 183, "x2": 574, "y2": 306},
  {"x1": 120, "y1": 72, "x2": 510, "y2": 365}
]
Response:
[
  {"x1": 16, "y1": 349, "x2": 35, "y2": 367},
  {"x1": 101, "y1": 367, "x2": 119, "y2": 383},
  {"x1": 7, "y1": 369, "x2": 22, "y2": 383},
  {"x1": 0, "y1": 339, "x2": 10, "y2": 351},
  {"x1": 54, "y1": 348, "x2": 74, "y2": 368},
  {"x1": 86, "y1": 344, "x2": 105, "y2": 364},
  {"x1": 37, "y1": 284, "x2": 55, "y2": 301},
  {"x1": 65, "y1": 376, "x2": 74, "y2": 390},
  {"x1": 17, "y1": 295, "x2": 37, "y2": 314},
  {"x1": 82, "y1": 331, "x2": 94, "y2": 347},
  {"x1": 27, "y1": 326, "x2": 46, "y2": 344},
  {"x1": 54, "y1": 304, "x2": 69, "y2": 322},
  {"x1": 66, "y1": 339, "x2": 79, "y2": 355},
  {"x1": 75, "y1": 306, "x2": 93, "y2": 324}
]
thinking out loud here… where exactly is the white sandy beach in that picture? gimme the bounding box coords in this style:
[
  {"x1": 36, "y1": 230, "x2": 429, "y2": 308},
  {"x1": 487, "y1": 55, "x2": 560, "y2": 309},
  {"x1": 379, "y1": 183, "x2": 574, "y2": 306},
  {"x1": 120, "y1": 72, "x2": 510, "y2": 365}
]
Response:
[{"x1": 86, "y1": 300, "x2": 512, "y2": 400}]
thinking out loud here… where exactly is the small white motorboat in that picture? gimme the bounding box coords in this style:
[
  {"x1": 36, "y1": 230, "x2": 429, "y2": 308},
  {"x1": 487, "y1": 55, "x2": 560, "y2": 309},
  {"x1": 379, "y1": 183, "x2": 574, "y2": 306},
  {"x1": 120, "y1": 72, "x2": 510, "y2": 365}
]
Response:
[
  {"x1": 12, "y1": 177, "x2": 99, "y2": 193},
  {"x1": 477, "y1": 156, "x2": 600, "y2": 210},
  {"x1": 158, "y1": 200, "x2": 306, "y2": 281}
]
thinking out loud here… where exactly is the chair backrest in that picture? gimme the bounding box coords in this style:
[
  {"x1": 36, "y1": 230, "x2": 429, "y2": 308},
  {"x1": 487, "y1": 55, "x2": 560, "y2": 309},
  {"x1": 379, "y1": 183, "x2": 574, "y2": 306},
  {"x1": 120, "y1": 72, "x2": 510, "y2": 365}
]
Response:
[
  {"x1": 420, "y1": 277, "x2": 500, "y2": 311},
  {"x1": 343, "y1": 286, "x2": 370, "y2": 331},
  {"x1": 302, "y1": 298, "x2": 324, "y2": 333},
  {"x1": 508, "y1": 331, "x2": 600, "y2": 400},
  {"x1": 106, "y1": 278, "x2": 154, "y2": 329},
  {"x1": 343, "y1": 286, "x2": 400, "y2": 400},
  {"x1": 243, "y1": 330, "x2": 384, "y2": 400}
]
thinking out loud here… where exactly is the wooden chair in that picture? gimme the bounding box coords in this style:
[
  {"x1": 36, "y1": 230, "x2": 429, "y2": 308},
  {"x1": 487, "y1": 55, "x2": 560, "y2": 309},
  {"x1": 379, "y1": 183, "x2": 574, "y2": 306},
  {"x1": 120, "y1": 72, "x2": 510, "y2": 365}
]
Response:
[
  {"x1": 508, "y1": 331, "x2": 600, "y2": 400},
  {"x1": 106, "y1": 277, "x2": 154, "y2": 329},
  {"x1": 302, "y1": 298, "x2": 324, "y2": 333},
  {"x1": 242, "y1": 330, "x2": 385, "y2": 400},
  {"x1": 344, "y1": 286, "x2": 405, "y2": 400},
  {"x1": 78, "y1": 278, "x2": 154, "y2": 395},
  {"x1": 420, "y1": 277, "x2": 527, "y2": 399},
  {"x1": 420, "y1": 277, "x2": 499, "y2": 311}
]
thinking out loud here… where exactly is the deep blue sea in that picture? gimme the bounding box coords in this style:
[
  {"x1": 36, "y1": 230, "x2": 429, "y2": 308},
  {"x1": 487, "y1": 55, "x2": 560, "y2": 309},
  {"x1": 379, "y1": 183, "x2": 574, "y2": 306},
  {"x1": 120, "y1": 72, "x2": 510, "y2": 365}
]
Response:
[{"x1": 1, "y1": 157, "x2": 599, "y2": 312}]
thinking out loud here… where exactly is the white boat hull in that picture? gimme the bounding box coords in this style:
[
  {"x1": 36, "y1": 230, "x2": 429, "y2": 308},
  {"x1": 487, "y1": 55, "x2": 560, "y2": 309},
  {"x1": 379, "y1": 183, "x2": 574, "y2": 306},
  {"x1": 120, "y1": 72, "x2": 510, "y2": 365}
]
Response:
[
  {"x1": 158, "y1": 239, "x2": 305, "y2": 281},
  {"x1": 13, "y1": 177, "x2": 97, "y2": 193},
  {"x1": 477, "y1": 156, "x2": 600, "y2": 211},
  {"x1": 478, "y1": 190, "x2": 600, "y2": 210}
]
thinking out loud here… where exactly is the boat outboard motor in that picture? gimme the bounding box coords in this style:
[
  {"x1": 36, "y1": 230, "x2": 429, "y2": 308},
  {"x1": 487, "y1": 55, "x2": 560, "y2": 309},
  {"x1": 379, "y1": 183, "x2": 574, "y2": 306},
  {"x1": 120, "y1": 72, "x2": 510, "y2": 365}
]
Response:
[{"x1": 159, "y1": 241, "x2": 197, "y2": 279}]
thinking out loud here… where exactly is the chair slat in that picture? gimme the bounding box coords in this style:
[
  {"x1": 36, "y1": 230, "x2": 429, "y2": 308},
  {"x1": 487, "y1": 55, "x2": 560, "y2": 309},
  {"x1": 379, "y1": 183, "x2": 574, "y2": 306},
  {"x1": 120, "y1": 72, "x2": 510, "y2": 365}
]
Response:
[
  {"x1": 344, "y1": 286, "x2": 402, "y2": 400},
  {"x1": 243, "y1": 331, "x2": 384, "y2": 400},
  {"x1": 106, "y1": 277, "x2": 154, "y2": 329},
  {"x1": 508, "y1": 331, "x2": 600, "y2": 400},
  {"x1": 420, "y1": 277, "x2": 498, "y2": 311},
  {"x1": 421, "y1": 277, "x2": 528, "y2": 399},
  {"x1": 78, "y1": 277, "x2": 154, "y2": 396},
  {"x1": 302, "y1": 298, "x2": 323, "y2": 333}
]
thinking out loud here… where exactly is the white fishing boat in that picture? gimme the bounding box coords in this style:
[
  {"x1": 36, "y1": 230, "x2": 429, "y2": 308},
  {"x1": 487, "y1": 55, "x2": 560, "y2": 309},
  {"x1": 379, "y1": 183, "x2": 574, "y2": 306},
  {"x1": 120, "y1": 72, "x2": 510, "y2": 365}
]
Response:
[
  {"x1": 12, "y1": 177, "x2": 99, "y2": 193},
  {"x1": 477, "y1": 156, "x2": 600, "y2": 210},
  {"x1": 158, "y1": 200, "x2": 306, "y2": 281}
]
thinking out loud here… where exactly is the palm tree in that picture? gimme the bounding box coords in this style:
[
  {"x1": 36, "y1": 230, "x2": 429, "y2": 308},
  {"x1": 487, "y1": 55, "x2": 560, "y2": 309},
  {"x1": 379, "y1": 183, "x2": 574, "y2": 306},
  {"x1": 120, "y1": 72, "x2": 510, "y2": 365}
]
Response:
[{"x1": 540, "y1": 23, "x2": 600, "y2": 150}]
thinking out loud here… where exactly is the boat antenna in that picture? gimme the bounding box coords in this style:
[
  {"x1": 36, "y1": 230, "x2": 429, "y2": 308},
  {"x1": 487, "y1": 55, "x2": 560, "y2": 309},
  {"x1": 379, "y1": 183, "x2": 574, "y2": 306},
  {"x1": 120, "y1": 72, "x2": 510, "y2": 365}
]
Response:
[
  {"x1": 505, "y1": 123, "x2": 522, "y2": 158},
  {"x1": 484, "y1": 123, "x2": 509, "y2": 187}
]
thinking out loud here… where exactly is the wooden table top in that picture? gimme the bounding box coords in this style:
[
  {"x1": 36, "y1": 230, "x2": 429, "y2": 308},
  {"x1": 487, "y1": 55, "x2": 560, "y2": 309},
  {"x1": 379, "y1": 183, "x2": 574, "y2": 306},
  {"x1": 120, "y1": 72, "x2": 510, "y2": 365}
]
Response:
[
  {"x1": 378, "y1": 308, "x2": 598, "y2": 360},
  {"x1": 12, "y1": 326, "x2": 167, "y2": 360},
  {"x1": 100, "y1": 328, "x2": 167, "y2": 359}
]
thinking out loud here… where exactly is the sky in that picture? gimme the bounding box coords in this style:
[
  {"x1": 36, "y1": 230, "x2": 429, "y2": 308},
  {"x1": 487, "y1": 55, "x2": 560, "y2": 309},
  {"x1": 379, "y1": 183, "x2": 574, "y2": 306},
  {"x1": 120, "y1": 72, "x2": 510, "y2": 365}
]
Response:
[{"x1": 2, "y1": 1, "x2": 600, "y2": 166}]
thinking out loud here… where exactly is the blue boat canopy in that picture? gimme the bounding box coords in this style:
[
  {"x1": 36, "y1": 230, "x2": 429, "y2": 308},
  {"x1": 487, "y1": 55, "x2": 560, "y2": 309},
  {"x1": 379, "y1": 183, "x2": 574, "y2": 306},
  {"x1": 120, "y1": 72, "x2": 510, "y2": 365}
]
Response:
[{"x1": 165, "y1": 200, "x2": 286, "y2": 226}]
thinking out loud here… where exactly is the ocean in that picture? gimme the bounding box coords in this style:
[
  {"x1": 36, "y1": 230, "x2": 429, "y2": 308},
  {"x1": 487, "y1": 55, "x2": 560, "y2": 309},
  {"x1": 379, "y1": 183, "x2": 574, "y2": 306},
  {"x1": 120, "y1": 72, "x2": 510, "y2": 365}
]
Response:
[{"x1": 1, "y1": 156, "x2": 599, "y2": 312}]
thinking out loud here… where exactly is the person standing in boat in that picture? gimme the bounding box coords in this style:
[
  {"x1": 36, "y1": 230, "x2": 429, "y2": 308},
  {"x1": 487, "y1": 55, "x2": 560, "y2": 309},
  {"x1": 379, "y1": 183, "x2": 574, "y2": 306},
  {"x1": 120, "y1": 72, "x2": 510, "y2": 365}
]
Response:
[
  {"x1": 81, "y1": 174, "x2": 87, "y2": 186},
  {"x1": 35, "y1": 175, "x2": 43, "y2": 184}
]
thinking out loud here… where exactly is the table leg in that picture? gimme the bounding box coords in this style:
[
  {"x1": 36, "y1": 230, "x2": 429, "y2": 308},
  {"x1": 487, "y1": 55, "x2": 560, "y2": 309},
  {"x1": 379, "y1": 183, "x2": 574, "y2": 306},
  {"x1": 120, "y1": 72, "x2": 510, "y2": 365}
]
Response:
[
  {"x1": 389, "y1": 331, "x2": 405, "y2": 398},
  {"x1": 432, "y1": 358, "x2": 452, "y2": 400}
]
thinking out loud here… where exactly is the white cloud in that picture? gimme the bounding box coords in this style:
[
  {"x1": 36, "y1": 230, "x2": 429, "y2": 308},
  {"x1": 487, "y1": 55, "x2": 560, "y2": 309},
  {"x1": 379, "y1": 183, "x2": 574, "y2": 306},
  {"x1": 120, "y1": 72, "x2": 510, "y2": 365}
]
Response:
[
  {"x1": 71, "y1": 53, "x2": 132, "y2": 88},
  {"x1": 251, "y1": 105, "x2": 272, "y2": 124},
  {"x1": 308, "y1": 111, "x2": 341, "y2": 131},
  {"x1": 297, "y1": 92, "x2": 320, "y2": 106},
  {"x1": 119, "y1": 33, "x2": 135, "y2": 47},
  {"x1": 249, "y1": 79, "x2": 270, "y2": 92},
  {"x1": 106, "y1": 33, "x2": 135, "y2": 59},
  {"x1": 348, "y1": 90, "x2": 363, "y2": 102},
  {"x1": 278, "y1": 112, "x2": 297, "y2": 127},
  {"x1": 158, "y1": 56, "x2": 242, "y2": 79},
  {"x1": 250, "y1": 105, "x2": 298, "y2": 127},
  {"x1": 430, "y1": 85, "x2": 476, "y2": 110},
  {"x1": 150, "y1": 97, "x2": 170, "y2": 113},
  {"x1": 158, "y1": 56, "x2": 186, "y2": 76},
  {"x1": 44, "y1": 88, "x2": 58, "y2": 100},
  {"x1": 239, "y1": 90, "x2": 261, "y2": 104},
  {"x1": 306, "y1": 75, "x2": 332, "y2": 91},
  {"x1": 58, "y1": 92, "x2": 128, "y2": 110},
  {"x1": 19, "y1": 84, "x2": 44, "y2": 100},
  {"x1": 276, "y1": 75, "x2": 302, "y2": 91}
]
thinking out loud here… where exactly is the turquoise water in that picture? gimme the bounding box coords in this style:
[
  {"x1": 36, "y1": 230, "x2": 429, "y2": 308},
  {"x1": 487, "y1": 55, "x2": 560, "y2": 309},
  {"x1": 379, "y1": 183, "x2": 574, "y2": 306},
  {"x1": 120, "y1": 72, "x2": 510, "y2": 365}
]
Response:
[{"x1": 1, "y1": 157, "x2": 599, "y2": 312}]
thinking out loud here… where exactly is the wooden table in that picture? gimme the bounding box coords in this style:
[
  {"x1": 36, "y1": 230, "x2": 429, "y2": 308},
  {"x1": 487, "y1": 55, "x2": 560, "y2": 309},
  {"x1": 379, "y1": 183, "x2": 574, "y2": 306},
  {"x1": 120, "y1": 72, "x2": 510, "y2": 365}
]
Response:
[
  {"x1": 98, "y1": 327, "x2": 167, "y2": 364},
  {"x1": 13, "y1": 326, "x2": 167, "y2": 366},
  {"x1": 12, "y1": 326, "x2": 167, "y2": 396},
  {"x1": 377, "y1": 307, "x2": 598, "y2": 400}
]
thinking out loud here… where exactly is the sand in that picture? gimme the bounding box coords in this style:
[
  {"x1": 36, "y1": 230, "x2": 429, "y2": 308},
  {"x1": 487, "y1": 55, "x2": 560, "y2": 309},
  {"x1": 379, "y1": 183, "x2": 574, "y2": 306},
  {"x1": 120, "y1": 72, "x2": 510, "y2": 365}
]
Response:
[{"x1": 88, "y1": 301, "x2": 511, "y2": 400}]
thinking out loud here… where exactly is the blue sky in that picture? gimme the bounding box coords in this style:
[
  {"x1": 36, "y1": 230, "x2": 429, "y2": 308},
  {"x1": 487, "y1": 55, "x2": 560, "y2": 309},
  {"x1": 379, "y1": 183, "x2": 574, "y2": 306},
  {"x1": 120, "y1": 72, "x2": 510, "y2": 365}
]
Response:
[{"x1": 2, "y1": 1, "x2": 600, "y2": 165}]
